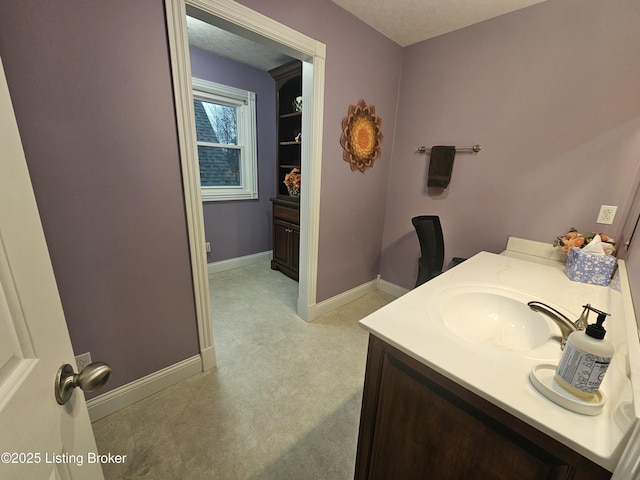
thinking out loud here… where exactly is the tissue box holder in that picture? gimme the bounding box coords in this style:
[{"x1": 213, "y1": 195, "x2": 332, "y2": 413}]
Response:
[{"x1": 564, "y1": 247, "x2": 616, "y2": 286}]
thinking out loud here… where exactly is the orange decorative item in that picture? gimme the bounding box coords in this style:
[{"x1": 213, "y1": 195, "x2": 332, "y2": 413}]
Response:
[
  {"x1": 284, "y1": 167, "x2": 301, "y2": 197},
  {"x1": 553, "y1": 227, "x2": 616, "y2": 254},
  {"x1": 340, "y1": 99, "x2": 383, "y2": 173}
]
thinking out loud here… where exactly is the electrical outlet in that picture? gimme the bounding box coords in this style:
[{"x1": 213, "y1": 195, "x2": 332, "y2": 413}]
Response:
[
  {"x1": 205, "y1": 242, "x2": 211, "y2": 253},
  {"x1": 597, "y1": 205, "x2": 617, "y2": 225},
  {"x1": 75, "y1": 352, "x2": 92, "y2": 372}
]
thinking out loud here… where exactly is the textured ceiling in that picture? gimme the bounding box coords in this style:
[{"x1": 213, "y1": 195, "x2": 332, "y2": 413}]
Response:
[
  {"x1": 331, "y1": 0, "x2": 549, "y2": 46},
  {"x1": 187, "y1": 0, "x2": 550, "y2": 71},
  {"x1": 186, "y1": 16, "x2": 294, "y2": 72}
]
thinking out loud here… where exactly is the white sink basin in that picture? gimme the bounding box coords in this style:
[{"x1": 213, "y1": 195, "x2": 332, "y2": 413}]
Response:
[{"x1": 430, "y1": 284, "x2": 556, "y2": 352}]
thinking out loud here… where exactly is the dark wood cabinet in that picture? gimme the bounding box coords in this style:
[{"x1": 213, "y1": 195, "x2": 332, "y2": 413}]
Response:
[
  {"x1": 355, "y1": 335, "x2": 612, "y2": 480},
  {"x1": 270, "y1": 198, "x2": 299, "y2": 281},
  {"x1": 270, "y1": 61, "x2": 301, "y2": 281}
]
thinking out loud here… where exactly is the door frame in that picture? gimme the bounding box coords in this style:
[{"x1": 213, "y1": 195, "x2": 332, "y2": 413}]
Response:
[{"x1": 165, "y1": 0, "x2": 325, "y2": 369}]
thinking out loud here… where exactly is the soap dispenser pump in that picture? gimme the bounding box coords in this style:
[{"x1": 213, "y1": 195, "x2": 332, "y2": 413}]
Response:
[{"x1": 554, "y1": 307, "x2": 614, "y2": 399}]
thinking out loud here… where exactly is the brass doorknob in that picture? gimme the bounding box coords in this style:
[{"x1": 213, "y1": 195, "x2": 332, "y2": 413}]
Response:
[{"x1": 55, "y1": 362, "x2": 112, "y2": 405}]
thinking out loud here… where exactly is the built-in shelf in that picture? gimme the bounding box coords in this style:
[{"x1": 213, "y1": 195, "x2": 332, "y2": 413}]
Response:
[
  {"x1": 269, "y1": 60, "x2": 302, "y2": 280},
  {"x1": 280, "y1": 112, "x2": 302, "y2": 119}
]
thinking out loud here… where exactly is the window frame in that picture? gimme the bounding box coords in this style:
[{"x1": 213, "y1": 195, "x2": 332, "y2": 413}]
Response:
[{"x1": 192, "y1": 77, "x2": 258, "y2": 202}]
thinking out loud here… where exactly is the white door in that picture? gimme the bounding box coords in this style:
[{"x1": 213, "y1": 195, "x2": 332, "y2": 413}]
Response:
[{"x1": 0, "y1": 56, "x2": 104, "y2": 480}]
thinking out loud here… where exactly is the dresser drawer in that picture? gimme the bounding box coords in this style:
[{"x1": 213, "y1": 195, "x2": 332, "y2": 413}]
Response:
[{"x1": 273, "y1": 204, "x2": 300, "y2": 225}]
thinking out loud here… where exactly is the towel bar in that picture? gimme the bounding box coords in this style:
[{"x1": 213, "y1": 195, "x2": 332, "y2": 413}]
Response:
[{"x1": 417, "y1": 144, "x2": 481, "y2": 154}]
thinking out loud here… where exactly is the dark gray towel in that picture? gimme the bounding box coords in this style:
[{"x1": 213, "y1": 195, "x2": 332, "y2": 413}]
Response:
[{"x1": 427, "y1": 146, "x2": 456, "y2": 189}]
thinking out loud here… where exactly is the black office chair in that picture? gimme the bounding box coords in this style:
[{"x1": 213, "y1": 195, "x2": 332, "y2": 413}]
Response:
[{"x1": 411, "y1": 215, "x2": 465, "y2": 287}]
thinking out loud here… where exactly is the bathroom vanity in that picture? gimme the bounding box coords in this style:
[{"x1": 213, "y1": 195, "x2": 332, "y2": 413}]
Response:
[
  {"x1": 356, "y1": 335, "x2": 610, "y2": 479},
  {"x1": 356, "y1": 250, "x2": 640, "y2": 479}
]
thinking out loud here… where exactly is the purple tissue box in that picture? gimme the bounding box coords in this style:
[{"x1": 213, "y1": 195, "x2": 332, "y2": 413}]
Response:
[{"x1": 564, "y1": 247, "x2": 616, "y2": 286}]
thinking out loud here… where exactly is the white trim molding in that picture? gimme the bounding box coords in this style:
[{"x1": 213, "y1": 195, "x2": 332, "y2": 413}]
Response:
[
  {"x1": 377, "y1": 276, "x2": 410, "y2": 298},
  {"x1": 207, "y1": 250, "x2": 272, "y2": 274},
  {"x1": 297, "y1": 58, "x2": 325, "y2": 322},
  {"x1": 314, "y1": 276, "x2": 408, "y2": 318},
  {"x1": 87, "y1": 276, "x2": 406, "y2": 422},
  {"x1": 192, "y1": 77, "x2": 259, "y2": 202},
  {"x1": 314, "y1": 279, "x2": 378, "y2": 318},
  {"x1": 199, "y1": 345, "x2": 216, "y2": 371},
  {"x1": 87, "y1": 355, "x2": 202, "y2": 422},
  {"x1": 165, "y1": 0, "x2": 216, "y2": 371}
]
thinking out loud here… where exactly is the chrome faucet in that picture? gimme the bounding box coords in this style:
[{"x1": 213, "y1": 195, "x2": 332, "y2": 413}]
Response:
[
  {"x1": 574, "y1": 304, "x2": 592, "y2": 331},
  {"x1": 527, "y1": 301, "x2": 591, "y2": 349}
]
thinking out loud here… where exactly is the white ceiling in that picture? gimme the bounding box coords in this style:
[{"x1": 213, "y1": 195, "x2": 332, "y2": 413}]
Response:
[
  {"x1": 187, "y1": 0, "x2": 549, "y2": 71},
  {"x1": 331, "y1": 0, "x2": 550, "y2": 47},
  {"x1": 186, "y1": 16, "x2": 295, "y2": 72}
]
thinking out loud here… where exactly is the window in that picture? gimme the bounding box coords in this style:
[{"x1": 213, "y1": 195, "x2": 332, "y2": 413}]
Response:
[{"x1": 192, "y1": 78, "x2": 258, "y2": 201}]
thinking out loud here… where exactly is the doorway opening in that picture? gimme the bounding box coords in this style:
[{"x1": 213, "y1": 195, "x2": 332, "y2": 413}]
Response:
[{"x1": 165, "y1": 0, "x2": 326, "y2": 370}]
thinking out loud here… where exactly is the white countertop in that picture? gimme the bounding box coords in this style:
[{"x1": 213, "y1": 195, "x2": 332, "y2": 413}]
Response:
[{"x1": 360, "y1": 251, "x2": 638, "y2": 471}]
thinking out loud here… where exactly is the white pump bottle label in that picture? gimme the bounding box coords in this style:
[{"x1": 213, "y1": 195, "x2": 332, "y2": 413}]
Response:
[{"x1": 555, "y1": 342, "x2": 611, "y2": 394}]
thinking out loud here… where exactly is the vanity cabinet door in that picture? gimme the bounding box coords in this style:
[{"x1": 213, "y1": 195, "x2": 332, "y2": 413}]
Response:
[{"x1": 355, "y1": 335, "x2": 611, "y2": 480}]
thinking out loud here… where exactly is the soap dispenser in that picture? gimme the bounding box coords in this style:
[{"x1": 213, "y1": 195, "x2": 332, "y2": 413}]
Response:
[{"x1": 554, "y1": 307, "x2": 614, "y2": 399}]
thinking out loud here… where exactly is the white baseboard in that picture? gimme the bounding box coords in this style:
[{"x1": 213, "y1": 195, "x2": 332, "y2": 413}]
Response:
[
  {"x1": 304, "y1": 277, "x2": 408, "y2": 321},
  {"x1": 314, "y1": 277, "x2": 408, "y2": 318},
  {"x1": 200, "y1": 345, "x2": 216, "y2": 371},
  {"x1": 314, "y1": 278, "x2": 379, "y2": 318},
  {"x1": 87, "y1": 276, "x2": 407, "y2": 421},
  {"x1": 297, "y1": 291, "x2": 314, "y2": 322},
  {"x1": 377, "y1": 276, "x2": 410, "y2": 297},
  {"x1": 207, "y1": 251, "x2": 272, "y2": 274},
  {"x1": 87, "y1": 355, "x2": 202, "y2": 423}
]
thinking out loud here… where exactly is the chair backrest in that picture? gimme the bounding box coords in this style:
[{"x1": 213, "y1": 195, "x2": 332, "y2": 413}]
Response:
[{"x1": 411, "y1": 215, "x2": 445, "y2": 285}]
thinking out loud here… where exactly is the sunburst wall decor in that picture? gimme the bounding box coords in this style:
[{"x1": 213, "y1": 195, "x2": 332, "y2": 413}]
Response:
[{"x1": 340, "y1": 99, "x2": 383, "y2": 173}]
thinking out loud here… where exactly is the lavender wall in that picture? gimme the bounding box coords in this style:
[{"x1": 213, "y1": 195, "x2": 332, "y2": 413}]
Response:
[
  {"x1": 380, "y1": 0, "x2": 640, "y2": 290},
  {"x1": 190, "y1": 47, "x2": 277, "y2": 263},
  {"x1": 625, "y1": 229, "x2": 640, "y2": 322},
  {"x1": 3, "y1": 0, "x2": 640, "y2": 397},
  {"x1": 235, "y1": 0, "x2": 403, "y2": 302},
  {"x1": 620, "y1": 182, "x2": 640, "y2": 328},
  {"x1": 0, "y1": 0, "x2": 199, "y2": 392}
]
